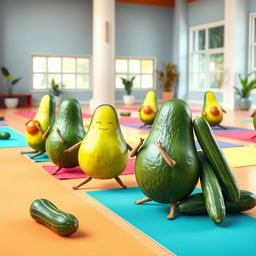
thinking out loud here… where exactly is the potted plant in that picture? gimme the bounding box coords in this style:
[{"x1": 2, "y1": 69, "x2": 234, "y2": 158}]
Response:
[
  {"x1": 156, "y1": 61, "x2": 179, "y2": 102},
  {"x1": 1, "y1": 66, "x2": 22, "y2": 108},
  {"x1": 234, "y1": 73, "x2": 256, "y2": 110},
  {"x1": 121, "y1": 76, "x2": 135, "y2": 105},
  {"x1": 50, "y1": 78, "x2": 63, "y2": 106}
]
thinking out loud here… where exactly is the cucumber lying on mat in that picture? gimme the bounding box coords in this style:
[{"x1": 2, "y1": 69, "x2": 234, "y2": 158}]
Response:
[
  {"x1": 177, "y1": 190, "x2": 256, "y2": 216},
  {"x1": 0, "y1": 116, "x2": 4, "y2": 120},
  {"x1": 120, "y1": 112, "x2": 131, "y2": 117},
  {"x1": 30, "y1": 198, "x2": 78, "y2": 236},
  {"x1": 0, "y1": 132, "x2": 10, "y2": 139}
]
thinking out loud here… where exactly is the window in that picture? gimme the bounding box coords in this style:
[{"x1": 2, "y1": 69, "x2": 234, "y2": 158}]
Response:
[
  {"x1": 189, "y1": 22, "x2": 224, "y2": 90},
  {"x1": 31, "y1": 55, "x2": 90, "y2": 90},
  {"x1": 249, "y1": 13, "x2": 256, "y2": 78},
  {"x1": 115, "y1": 58, "x2": 155, "y2": 89}
]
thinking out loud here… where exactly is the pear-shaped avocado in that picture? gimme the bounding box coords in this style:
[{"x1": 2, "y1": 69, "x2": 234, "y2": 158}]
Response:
[
  {"x1": 202, "y1": 91, "x2": 224, "y2": 126},
  {"x1": 25, "y1": 94, "x2": 55, "y2": 152},
  {"x1": 45, "y1": 98, "x2": 85, "y2": 170},
  {"x1": 139, "y1": 90, "x2": 158, "y2": 125},
  {"x1": 75, "y1": 104, "x2": 128, "y2": 189},
  {"x1": 251, "y1": 110, "x2": 256, "y2": 129},
  {"x1": 135, "y1": 99, "x2": 199, "y2": 218}
]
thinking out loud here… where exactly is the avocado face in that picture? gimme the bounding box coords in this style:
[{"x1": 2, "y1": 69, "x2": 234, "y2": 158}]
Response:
[
  {"x1": 45, "y1": 98, "x2": 85, "y2": 168},
  {"x1": 136, "y1": 99, "x2": 199, "y2": 204},
  {"x1": 26, "y1": 94, "x2": 55, "y2": 151},
  {"x1": 78, "y1": 104, "x2": 128, "y2": 179},
  {"x1": 203, "y1": 91, "x2": 223, "y2": 126},
  {"x1": 139, "y1": 90, "x2": 158, "y2": 125}
]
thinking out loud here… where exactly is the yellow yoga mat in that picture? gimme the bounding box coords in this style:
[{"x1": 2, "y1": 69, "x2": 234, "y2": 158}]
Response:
[
  {"x1": 125, "y1": 134, "x2": 148, "y2": 145},
  {"x1": 222, "y1": 147, "x2": 256, "y2": 168}
]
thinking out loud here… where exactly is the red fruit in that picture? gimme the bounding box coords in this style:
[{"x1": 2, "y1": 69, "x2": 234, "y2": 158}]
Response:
[
  {"x1": 143, "y1": 106, "x2": 153, "y2": 115},
  {"x1": 210, "y1": 106, "x2": 220, "y2": 116},
  {"x1": 26, "y1": 120, "x2": 40, "y2": 135}
]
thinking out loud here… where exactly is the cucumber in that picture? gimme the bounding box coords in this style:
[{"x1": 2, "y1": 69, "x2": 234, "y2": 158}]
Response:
[
  {"x1": 0, "y1": 116, "x2": 4, "y2": 120},
  {"x1": 0, "y1": 132, "x2": 10, "y2": 139},
  {"x1": 120, "y1": 111, "x2": 131, "y2": 117},
  {"x1": 177, "y1": 190, "x2": 256, "y2": 215},
  {"x1": 193, "y1": 116, "x2": 240, "y2": 202},
  {"x1": 30, "y1": 199, "x2": 78, "y2": 236},
  {"x1": 198, "y1": 151, "x2": 225, "y2": 224}
]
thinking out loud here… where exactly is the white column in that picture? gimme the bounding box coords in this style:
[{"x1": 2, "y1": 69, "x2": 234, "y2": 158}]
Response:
[{"x1": 92, "y1": 0, "x2": 115, "y2": 108}]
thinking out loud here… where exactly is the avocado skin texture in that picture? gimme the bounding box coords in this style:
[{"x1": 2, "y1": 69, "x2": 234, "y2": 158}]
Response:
[
  {"x1": 135, "y1": 99, "x2": 199, "y2": 204},
  {"x1": 46, "y1": 98, "x2": 85, "y2": 168}
]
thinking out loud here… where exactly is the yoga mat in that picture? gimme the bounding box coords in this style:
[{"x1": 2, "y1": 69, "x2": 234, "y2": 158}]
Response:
[
  {"x1": 0, "y1": 127, "x2": 28, "y2": 148},
  {"x1": 120, "y1": 106, "x2": 139, "y2": 111},
  {"x1": 222, "y1": 147, "x2": 256, "y2": 167},
  {"x1": 0, "y1": 121, "x2": 7, "y2": 126},
  {"x1": 125, "y1": 134, "x2": 149, "y2": 145},
  {"x1": 23, "y1": 151, "x2": 50, "y2": 162},
  {"x1": 195, "y1": 140, "x2": 242, "y2": 150},
  {"x1": 212, "y1": 126, "x2": 252, "y2": 133},
  {"x1": 237, "y1": 118, "x2": 252, "y2": 123},
  {"x1": 42, "y1": 158, "x2": 135, "y2": 180},
  {"x1": 216, "y1": 130, "x2": 256, "y2": 143},
  {"x1": 14, "y1": 111, "x2": 35, "y2": 119},
  {"x1": 190, "y1": 108, "x2": 201, "y2": 113},
  {"x1": 82, "y1": 113, "x2": 92, "y2": 118},
  {"x1": 119, "y1": 117, "x2": 141, "y2": 125},
  {"x1": 123, "y1": 123, "x2": 152, "y2": 131},
  {"x1": 86, "y1": 187, "x2": 256, "y2": 256}
]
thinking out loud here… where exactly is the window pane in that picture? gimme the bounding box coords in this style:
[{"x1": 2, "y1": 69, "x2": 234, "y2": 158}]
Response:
[
  {"x1": 33, "y1": 57, "x2": 46, "y2": 72},
  {"x1": 132, "y1": 76, "x2": 140, "y2": 89},
  {"x1": 63, "y1": 58, "x2": 75, "y2": 73},
  {"x1": 48, "y1": 74, "x2": 61, "y2": 89},
  {"x1": 63, "y1": 74, "x2": 75, "y2": 88},
  {"x1": 141, "y1": 75, "x2": 153, "y2": 88},
  {"x1": 48, "y1": 57, "x2": 61, "y2": 72},
  {"x1": 209, "y1": 26, "x2": 224, "y2": 49},
  {"x1": 193, "y1": 29, "x2": 205, "y2": 51},
  {"x1": 142, "y1": 60, "x2": 153, "y2": 73},
  {"x1": 129, "y1": 59, "x2": 140, "y2": 73},
  {"x1": 210, "y1": 73, "x2": 223, "y2": 88},
  {"x1": 33, "y1": 74, "x2": 46, "y2": 89},
  {"x1": 254, "y1": 18, "x2": 256, "y2": 43},
  {"x1": 192, "y1": 73, "x2": 206, "y2": 89},
  {"x1": 77, "y1": 58, "x2": 89, "y2": 73},
  {"x1": 116, "y1": 59, "x2": 128, "y2": 73},
  {"x1": 209, "y1": 53, "x2": 224, "y2": 72},
  {"x1": 192, "y1": 54, "x2": 206, "y2": 72},
  {"x1": 116, "y1": 74, "x2": 127, "y2": 88},
  {"x1": 77, "y1": 74, "x2": 89, "y2": 88}
]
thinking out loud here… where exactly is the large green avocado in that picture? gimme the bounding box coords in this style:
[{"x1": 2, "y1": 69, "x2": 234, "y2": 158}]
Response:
[
  {"x1": 45, "y1": 98, "x2": 85, "y2": 168},
  {"x1": 135, "y1": 99, "x2": 199, "y2": 204}
]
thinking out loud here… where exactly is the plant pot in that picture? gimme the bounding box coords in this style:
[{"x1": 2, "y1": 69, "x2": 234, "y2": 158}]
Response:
[
  {"x1": 162, "y1": 91, "x2": 174, "y2": 102},
  {"x1": 54, "y1": 96, "x2": 62, "y2": 107},
  {"x1": 123, "y1": 95, "x2": 135, "y2": 105},
  {"x1": 4, "y1": 97, "x2": 19, "y2": 108},
  {"x1": 239, "y1": 96, "x2": 252, "y2": 110}
]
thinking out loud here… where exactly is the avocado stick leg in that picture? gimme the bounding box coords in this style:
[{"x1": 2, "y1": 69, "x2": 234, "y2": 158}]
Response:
[
  {"x1": 135, "y1": 197, "x2": 151, "y2": 204},
  {"x1": 114, "y1": 176, "x2": 127, "y2": 189},
  {"x1": 30, "y1": 150, "x2": 44, "y2": 159},
  {"x1": 130, "y1": 138, "x2": 145, "y2": 157},
  {"x1": 139, "y1": 124, "x2": 147, "y2": 129},
  {"x1": 217, "y1": 124, "x2": 227, "y2": 130},
  {"x1": 25, "y1": 119, "x2": 32, "y2": 125},
  {"x1": 20, "y1": 150, "x2": 37, "y2": 154},
  {"x1": 52, "y1": 166, "x2": 62, "y2": 175},
  {"x1": 55, "y1": 128, "x2": 65, "y2": 144},
  {"x1": 73, "y1": 177, "x2": 92, "y2": 190},
  {"x1": 167, "y1": 203, "x2": 177, "y2": 220},
  {"x1": 65, "y1": 141, "x2": 82, "y2": 153},
  {"x1": 221, "y1": 107, "x2": 227, "y2": 113},
  {"x1": 156, "y1": 141, "x2": 176, "y2": 167},
  {"x1": 42, "y1": 125, "x2": 52, "y2": 140}
]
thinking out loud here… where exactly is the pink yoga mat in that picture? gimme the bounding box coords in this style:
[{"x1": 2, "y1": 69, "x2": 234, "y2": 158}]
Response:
[
  {"x1": 82, "y1": 113, "x2": 92, "y2": 118},
  {"x1": 119, "y1": 117, "x2": 141, "y2": 125},
  {"x1": 42, "y1": 158, "x2": 135, "y2": 180},
  {"x1": 191, "y1": 109, "x2": 201, "y2": 113},
  {"x1": 120, "y1": 106, "x2": 139, "y2": 111},
  {"x1": 216, "y1": 130, "x2": 256, "y2": 143},
  {"x1": 14, "y1": 111, "x2": 36, "y2": 119}
]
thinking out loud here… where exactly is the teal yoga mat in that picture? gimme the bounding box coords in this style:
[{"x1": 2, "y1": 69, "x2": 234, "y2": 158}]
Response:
[
  {"x1": 0, "y1": 127, "x2": 28, "y2": 148},
  {"x1": 87, "y1": 187, "x2": 256, "y2": 256},
  {"x1": 237, "y1": 118, "x2": 252, "y2": 123},
  {"x1": 23, "y1": 151, "x2": 50, "y2": 162}
]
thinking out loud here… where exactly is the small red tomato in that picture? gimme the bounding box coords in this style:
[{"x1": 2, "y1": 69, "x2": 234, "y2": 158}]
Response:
[
  {"x1": 210, "y1": 106, "x2": 220, "y2": 116},
  {"x1": 26, "y1": 120, "x2": 40, "y2": 135},
  {"x1": 143, "y1": 106, "x2": 153, "y2": 115}
]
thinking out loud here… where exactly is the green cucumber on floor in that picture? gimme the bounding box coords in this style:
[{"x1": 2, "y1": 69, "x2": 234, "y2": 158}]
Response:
[
  {"x1": 30, "y1": 198, "x2": 78, "y2": 236},
  {"x1": 193, "y1": 116, "x2": 240, "y2": 202},
  {"x1": 0, "y1": 132, "x2": 10, "y2": 139}
]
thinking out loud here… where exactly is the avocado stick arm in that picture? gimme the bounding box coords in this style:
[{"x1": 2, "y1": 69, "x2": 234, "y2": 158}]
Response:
[
  {"x1": 55, "y1": 128, "x2": 64, "y2": 144},
  {"x1": 25, "y1": 119, "x2": 32, "y2": 125},
  {"x1": 42, "y1": 125, "x2": 52, "y2": 140},
  {"x1": 35, "y1": 123, "x2": 44, "y2": 134},
  {"x1": 138, "y1": 105, "x2": 143, "y2": 112},
  {"x1": 130, "y1": 138, "x2": 144, "y2": 157},
  {"x1": 221, "y1": 107, "x2": 227, "y2": 113},
  {"x1": 156, "y1": 140, "x2": 176, "y2": 167},
  {"x1": 126, "y1": 143, "x2": 133, "y2": 151},
  {"x1": 64, "y1": 141, "x2": 82, "y2": 153}
]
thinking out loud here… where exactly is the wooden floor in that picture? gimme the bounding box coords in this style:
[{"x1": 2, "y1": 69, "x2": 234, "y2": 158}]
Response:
[{"x1": 0, "y1": 103, "x2": 255, "y2": 256}]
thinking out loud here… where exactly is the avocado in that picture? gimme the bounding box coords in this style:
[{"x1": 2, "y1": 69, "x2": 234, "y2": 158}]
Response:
[
  {"x1": 251, "y1": 110, "x2": 256, "y2": 129},
  {"x1": 135, "y1": 99, "x2": 199, "y2": 218},
  {"x1": 45, "y1": 98, "x2": 85, "y2": 172},
  {"x1": 139, "y1": 90, "x2": 158, "y2": 125},
  {"x1": 74, "y1": 104, "x2": 128, "y2": 189},
  {"x1": 202, "y1": 91, "x2": 224, "y2": 126}
]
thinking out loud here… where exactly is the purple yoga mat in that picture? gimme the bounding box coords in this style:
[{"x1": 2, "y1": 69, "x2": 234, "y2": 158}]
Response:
[
  {"x1": 211, "y1": 126, "x2": 253, "y2": 133},
  {"x1": 122, "y1": 123, "x2": 152, "y2": 131}
]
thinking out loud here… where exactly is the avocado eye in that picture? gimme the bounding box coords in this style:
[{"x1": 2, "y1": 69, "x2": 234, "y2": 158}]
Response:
[
  {"x1": 96, "y1": 121, "x2": 101, "y2": 125},
  {"x1": 107, "y1": 122, "x2": 113, "y2": 125}
]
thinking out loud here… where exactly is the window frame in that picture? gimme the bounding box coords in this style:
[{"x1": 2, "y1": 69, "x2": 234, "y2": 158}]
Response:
[
  {"x1": 115, "y1": 56, "x2": 157, "y2": 91},
  {"x1": 189, "y1": 21, "x2": 225, "y2": 92},
  {"x1": 30, "y1": 54, "x2": 91, "y2": 92},
  {"x1": 249, "y1": 13, "x2": 256, "y2": 77}
]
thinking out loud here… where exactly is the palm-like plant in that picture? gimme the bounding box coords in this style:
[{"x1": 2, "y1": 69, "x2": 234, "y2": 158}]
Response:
[
  {"x1": 235, "y1": 73, "x2": 256, "y2": 98},
  {"x1": 121, "y1": 77, "x2": 135, "y2": 95}
]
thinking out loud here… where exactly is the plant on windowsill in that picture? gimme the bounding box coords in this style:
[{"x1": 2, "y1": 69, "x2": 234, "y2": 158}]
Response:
[
  {"x1": 121, "y1": 76, "x2": 135, "y2": 105},
  {"x1": 49, "y1": 78, "x2": 63, "y2": 106},
  {"x1": 156, "y1": 61, "x2": 179, "y2": 102},
  {"x1": 1, "y1": 66, "x2": 22, "y2": 108},
  {"x1": 234, "y1": 72, "x2": 256, "y2": 110}
]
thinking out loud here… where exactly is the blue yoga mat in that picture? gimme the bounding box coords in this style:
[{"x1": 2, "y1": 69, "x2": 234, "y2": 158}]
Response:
[
  {"x1": 236, "y1": 119, "x2": 252, "y2": 123},
  {"x1": 122, "y1": 123, "x2": 152, "y2": 131},
  {"x1": 195, "y1": 140, "x2": 242, "y2": 150},
  {"x1": 212, "y1": 125, "x2": 252, "y2": 132},
  {"x1": 0, "y1": 127, "x2": 28, "y2": 148},
  {"x1": 23, "y1": 151, "x2": 50, "y2": 162},
  {"x1": 0, "y1": 121, "x2": 7, "y2": 126},
  {"x1": 87, "y1": 187, "x2": 256, "y2": 256}
]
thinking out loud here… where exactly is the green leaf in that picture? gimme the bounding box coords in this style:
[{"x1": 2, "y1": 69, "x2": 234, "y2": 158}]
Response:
[
  {"x1": 11, "y1": 77, "x2": 22, "y2": 85},
  {"x1": 1, "y1": 66, "x2": 10, "y2": 76}
]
